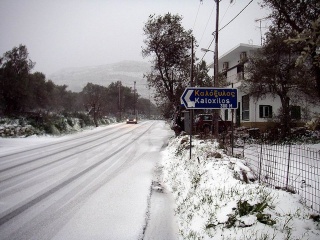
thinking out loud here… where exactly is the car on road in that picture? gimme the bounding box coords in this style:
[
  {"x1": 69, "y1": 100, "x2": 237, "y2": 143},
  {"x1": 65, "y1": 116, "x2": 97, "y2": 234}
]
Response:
[{"x1": 126, "y1": 115, "x2": 138, "y2": 124}]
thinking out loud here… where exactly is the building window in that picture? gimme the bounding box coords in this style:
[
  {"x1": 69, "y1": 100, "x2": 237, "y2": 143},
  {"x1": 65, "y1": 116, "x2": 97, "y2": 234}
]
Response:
[
  {"x1": 290, "y1": 106, "x2": 301, "y2": 120},
  {"x1": 259, "y1": 105, "x2": 273, "y2": 118},
  {"x1": 240, "y1": 52, "x2": 247, "y2": 62},
  {"x1": 223, "y1": 71, "x2": 227, "y2": 79},
  {"x1": 224, "y1": 109, "x2": 228, "y2": 120},
  {"x1": 237, "y1": 65, "x2": 244, "y2": 81},
  {"x1": 242, "y1": 95, "x2": 249, "y2": 121}
]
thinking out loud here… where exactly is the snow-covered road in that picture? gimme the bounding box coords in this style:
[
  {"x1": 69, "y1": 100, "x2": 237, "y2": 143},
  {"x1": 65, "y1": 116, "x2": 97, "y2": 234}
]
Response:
[{"x1": 0, "y1": 120, "x2": 174, "y2": 240}]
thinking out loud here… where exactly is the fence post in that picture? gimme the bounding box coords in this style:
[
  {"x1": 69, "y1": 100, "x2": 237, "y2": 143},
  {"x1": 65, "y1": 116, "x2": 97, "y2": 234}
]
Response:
[
  {"x1": 258, "y1": 143, "x2": 263, "y2": 183},
  {"x1": 286, "y1": 143, "x2": 291, "y2": 190},
  {"x1": 243, "y1": 137, "x2": 246, "y2": 158}
]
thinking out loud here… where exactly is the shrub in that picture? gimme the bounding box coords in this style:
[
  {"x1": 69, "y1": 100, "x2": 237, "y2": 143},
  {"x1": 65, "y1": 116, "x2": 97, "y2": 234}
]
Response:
[
  {"x1": 306, "y1": 117, "x2": 320, "y2": 131},
  {"x1": 226, "y1": 200, "x2": 276, "y2": 228}
]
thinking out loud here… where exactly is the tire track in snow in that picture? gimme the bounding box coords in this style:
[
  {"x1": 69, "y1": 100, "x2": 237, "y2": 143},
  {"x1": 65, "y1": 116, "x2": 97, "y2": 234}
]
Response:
[
  {"x1": 0, "y1": 123, "x2": 130, "y2": 159},
  {"x1": 0, "y1": 122, "x2": 149, "y2": 175},
  {"x1": 0, "y1": 121, "x2": 155, "y2": 227},
  {"x1": 1, "y1": 130, "x2": 131, "y2": 182}
]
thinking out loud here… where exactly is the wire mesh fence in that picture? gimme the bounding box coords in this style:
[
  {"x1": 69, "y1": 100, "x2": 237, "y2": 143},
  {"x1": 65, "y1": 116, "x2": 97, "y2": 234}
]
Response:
[{"x1": 233, "y1": 142, "x2": 320, "y2": 213}]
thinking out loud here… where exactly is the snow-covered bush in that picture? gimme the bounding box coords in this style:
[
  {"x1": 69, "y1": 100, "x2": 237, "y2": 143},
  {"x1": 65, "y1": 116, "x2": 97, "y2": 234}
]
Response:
[
  {"x1": 0, "y1": 114, "x2": 117, "y2": 137},
  {"x1": 162, "y1": 136, "x2": 320, "y2": 239},
  {"x1": 306, "y1": 117, "x2": 320, "y2": 131}
]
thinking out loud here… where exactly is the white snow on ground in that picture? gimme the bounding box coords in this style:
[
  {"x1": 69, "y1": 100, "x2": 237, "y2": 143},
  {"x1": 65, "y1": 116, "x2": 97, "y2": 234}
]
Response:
[
  {"x1": 0, "y1": 121, "x2": 179, "y2": 240},
  {"x1": 143, "y1": 164, "x2": 180, "y2": 240},
  {"x1": 161, "y1": 136, "x2": 320, "y2": 240},
  {"x1": 1, "y1": 123, "x2": 320, "y2": 239},
  {"x1": 52, "y1": 150, "x2": 158, "y2": 240},
  {"x1": 0, "y1": 124, "x2": 114, "y2": 153}
]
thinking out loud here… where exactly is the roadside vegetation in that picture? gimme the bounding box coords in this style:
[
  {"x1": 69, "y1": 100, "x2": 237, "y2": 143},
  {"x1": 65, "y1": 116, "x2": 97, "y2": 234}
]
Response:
[
  {"x1": 0, "y1": 45, "x2": 159, "y2": 136},
  {"x1": 161, "y1": 136, "x2": 320, "y2": 239}
]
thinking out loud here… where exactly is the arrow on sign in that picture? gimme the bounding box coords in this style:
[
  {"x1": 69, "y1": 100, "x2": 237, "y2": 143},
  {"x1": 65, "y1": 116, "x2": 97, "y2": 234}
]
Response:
[{"x1": 184, "y1": 89, "x2": 195, "y2": 108}]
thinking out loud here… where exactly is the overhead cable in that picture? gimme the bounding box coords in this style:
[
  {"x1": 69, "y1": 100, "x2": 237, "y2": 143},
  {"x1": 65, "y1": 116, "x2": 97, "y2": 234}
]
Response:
[
  {"x1": 218, "y1": 0, "x2": 253, "y2": 33},
  {"x1": 198, "y1": 4, "x2": 215, "y2": 47},
  {"x1": 199, "y1": 0, "x2": 254, "y2": 62},
  {"x1": 192, "y1": 1, "x2": 202, "y2": 30}
]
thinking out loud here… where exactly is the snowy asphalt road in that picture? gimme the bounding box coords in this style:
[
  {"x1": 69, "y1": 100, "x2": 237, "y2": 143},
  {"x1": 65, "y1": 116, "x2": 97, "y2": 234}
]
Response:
[{"x1": 0, "y1": 120, "x2": 176, "y2": 240}]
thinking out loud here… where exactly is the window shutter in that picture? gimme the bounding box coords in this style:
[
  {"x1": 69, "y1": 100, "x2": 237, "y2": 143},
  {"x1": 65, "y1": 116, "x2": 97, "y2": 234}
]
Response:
[{"x1": 259, "y1": 105, "x2": 263, "y2": 118}]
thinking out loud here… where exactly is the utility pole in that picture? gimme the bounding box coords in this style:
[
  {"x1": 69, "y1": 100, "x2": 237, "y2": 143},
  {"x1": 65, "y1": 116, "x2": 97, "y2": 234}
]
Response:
[
  {"x1": 213, "y1": 0, "x2": 220, "y2": 138},
  {"x1": 214, "y1": 0, "x2": 219, "y2": 87},
  {"x1": 189, "y1": 36, "x2": 194, "y2": 159},
  {"x1": 202, "y1": 0, "x2": 235, "y2": 138},
  {"x1": 191, "y1": 36, "x2": 194, "y2": 88},
  {"x1": 118, "y1": 81, "x2": 121, "y2": 121},
  {"x1": 133, "y1": 81, "x2": 136, "y2": 117},
  {"x1": 148, "y1": 85, "x2": 151, "y2": 119}
]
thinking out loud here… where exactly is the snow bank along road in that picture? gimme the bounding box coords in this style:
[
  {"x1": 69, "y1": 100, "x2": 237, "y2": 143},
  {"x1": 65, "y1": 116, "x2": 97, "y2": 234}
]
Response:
[{"x1": 0, "y1": 120, "x2": 173, "y2": 240}]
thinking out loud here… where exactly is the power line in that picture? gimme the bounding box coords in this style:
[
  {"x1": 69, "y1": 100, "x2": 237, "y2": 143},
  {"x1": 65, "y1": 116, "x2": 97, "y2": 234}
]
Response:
[
  {"x1": 199, "y1": 0, "x2": 254, "y2": 62},
  {"x1": 220, "y1": 0, "x2": 233, "y2": 25},
  {"x1": 218, "y1": 0, "x2": 253, "y2": 32},
  {"x1": 192, "y1": 1, "x2": 202, "y2": 30},
  {"x1": 198, "y1": 4, "x2": 215, "y2": 47}
]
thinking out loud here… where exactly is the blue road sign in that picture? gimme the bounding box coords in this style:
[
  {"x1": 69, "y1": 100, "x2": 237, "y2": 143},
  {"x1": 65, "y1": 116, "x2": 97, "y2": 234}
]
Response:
[{"x1": 181, "y1": 87, "x2": 238, "y2": 109}]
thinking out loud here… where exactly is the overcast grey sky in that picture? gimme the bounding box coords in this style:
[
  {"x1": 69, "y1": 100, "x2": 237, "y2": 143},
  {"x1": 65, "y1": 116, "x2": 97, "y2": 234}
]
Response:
[{"x1": 0, "y1": 0, "x2": 270, "y2": 75}]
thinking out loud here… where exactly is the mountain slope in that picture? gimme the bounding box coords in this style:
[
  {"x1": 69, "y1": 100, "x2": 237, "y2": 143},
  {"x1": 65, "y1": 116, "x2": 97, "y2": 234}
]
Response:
[{"x1": 49, "y1": 61, "x2": 152, "y2": 99}]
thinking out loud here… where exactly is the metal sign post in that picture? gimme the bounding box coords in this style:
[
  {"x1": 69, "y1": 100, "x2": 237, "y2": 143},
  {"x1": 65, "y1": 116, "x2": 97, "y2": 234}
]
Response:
[{"x1": 181, "y1": 87, "x2": 238, "y2": 151}]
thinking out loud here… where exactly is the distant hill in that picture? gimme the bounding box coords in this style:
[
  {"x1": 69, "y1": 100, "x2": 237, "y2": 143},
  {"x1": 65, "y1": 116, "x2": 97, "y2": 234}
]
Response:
[{"x1": 49, "y1": 61, "x2": 152, "y2": 99}]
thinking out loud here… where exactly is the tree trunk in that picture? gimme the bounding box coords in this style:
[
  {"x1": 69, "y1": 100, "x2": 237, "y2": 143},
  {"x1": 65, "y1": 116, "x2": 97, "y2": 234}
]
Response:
[
  {"x1": 92, "y1": 105, "x2": 98, "y2": 127},
  {"x1": 279, "y1": 95, "x2": 291, "y2": 139},
  {"x1": 315, "y1": 66, "x2": 320, "y2": 99}
]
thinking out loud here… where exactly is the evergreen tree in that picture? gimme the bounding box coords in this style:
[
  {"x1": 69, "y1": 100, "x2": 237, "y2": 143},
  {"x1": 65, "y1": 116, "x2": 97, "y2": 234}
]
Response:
[
  {"x1": 142, "y1": 13, "x2": 194, "y2": 117},
  {"x1": 0, "y1": 45, "x2": 35, "y2": 115},
  {"x1": 261, "y1": 0, "x2": 320, "y2": 99},
  {"x1": 244, "y1": 26, "x2": 311, "y2": 138},
  {"x1": 82, "y1": 83, "x2": 108, "y2": 127}
]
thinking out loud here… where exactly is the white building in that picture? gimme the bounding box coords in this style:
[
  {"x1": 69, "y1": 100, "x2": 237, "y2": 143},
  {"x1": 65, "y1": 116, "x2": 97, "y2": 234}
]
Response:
[{"x1": 209, "y1": 43, "x2": 320, "y2": 131}]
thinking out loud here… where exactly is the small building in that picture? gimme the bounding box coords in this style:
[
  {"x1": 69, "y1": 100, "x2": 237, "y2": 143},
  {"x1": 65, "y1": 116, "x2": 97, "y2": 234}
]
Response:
[{"x1": 209, "y1": 43, "x2": 320, "y2": 131}]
